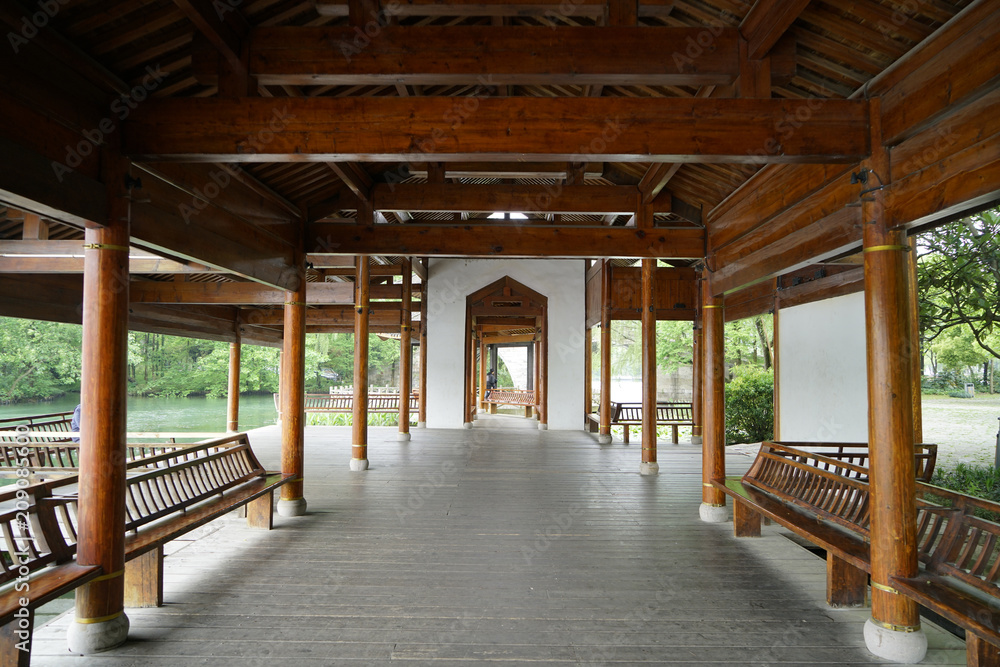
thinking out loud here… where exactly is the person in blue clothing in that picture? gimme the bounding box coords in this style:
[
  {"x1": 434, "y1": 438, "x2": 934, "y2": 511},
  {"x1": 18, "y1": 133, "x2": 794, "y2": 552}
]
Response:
[
  {"x1": 71, "y1": 403, "x2": 81, "y2": 442},
  {"x1": 485, "y1": 371, "x2": 497, "y2": 399}
]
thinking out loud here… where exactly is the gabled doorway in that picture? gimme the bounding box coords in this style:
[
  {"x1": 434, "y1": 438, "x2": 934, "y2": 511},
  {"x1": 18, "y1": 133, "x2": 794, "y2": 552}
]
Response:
[{"x1": 464, "y1": 276, "x2": 548, "y2": 428}]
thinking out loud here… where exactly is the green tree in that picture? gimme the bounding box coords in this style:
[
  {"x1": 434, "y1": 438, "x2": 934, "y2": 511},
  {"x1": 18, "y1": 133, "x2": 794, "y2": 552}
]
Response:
[{"x1": 0, "y1": 317, "x2": 82, "y2": 402}]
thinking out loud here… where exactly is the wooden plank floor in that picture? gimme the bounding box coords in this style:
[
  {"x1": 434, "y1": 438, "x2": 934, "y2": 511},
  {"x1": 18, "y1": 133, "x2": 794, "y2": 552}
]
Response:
[{"x1": 33, "y1": 415, "x2": 966, "y2": 665}]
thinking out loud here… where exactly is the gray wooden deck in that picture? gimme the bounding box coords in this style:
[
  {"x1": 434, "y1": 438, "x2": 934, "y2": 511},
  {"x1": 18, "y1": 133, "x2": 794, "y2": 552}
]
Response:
[{"x1": 33, "y1": 415, "x2": 966, "y2": 665}]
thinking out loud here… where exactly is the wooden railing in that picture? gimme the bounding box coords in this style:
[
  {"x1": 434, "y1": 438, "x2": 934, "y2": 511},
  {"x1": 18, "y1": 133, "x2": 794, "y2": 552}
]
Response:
[{"x1": 274, "y1": 391, "x2": 419, "y2": 416}]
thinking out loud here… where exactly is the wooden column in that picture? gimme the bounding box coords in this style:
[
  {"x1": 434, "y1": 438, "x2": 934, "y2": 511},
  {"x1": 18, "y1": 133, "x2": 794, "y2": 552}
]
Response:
[
  {"x1": 907, "y1": 236, "x2": 923, "y2": 443},
  {"x1": 352, "y1": 256, "x2": 370, "y2": 470},
  {"x1": 538, "y1": 313, "x2": 548, "y2": 429},
  {"x1": 226, "y1": 338, "x2": 241, "y2": 432},
  {"x1": 70, "y1": 156, "x2": 131, "y2": 653},
  {"x1": 533, "y1": 338, "x2": 541, "y2": 420},
  {"x1": 398, "y1": 258, "x2": 413, "y2": 440},
  {"x1": 691, "y1": 306, "x2": 703, "y2": 445},
  {"x1": 464, "y1": 312, "x2": 474, "y2": 427},
  {"x1": 584, "y1": 327, "x2": 593, "y2": 427},
  {"x1": 862, "y1": 98, "x2": 924, "y2": 660},
  {"x1": 598, "y1": 260, "x2": 613, "y2": 443},
  {"x1": 700, "y1": 267, "x2": 727, "y2": 521},
  {"x1": 478, "y1": 335, "x2": 487, "y2": 411},
  {"x1": 279, "y1": 275, "x2": 307, "y2": 513},
  {"x1": 640, "y1": 258, "x2": 658, "y2": 473},
  {"x1": 772, "y1": 298, "x2": 781, "y2": 440},
  {"x1": 418, "y1": 268, "x2": 428, "y2": 427}
]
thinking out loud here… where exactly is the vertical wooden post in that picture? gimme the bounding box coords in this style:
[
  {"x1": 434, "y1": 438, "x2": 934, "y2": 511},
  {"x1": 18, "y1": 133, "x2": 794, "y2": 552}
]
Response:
[
  {"x1": 691, "y1": 304, "x2": 703, "y2": 445},
  {"x1": 862, "y1": 98, "x2": 926, "y2": 662},
  {"x1": 598, "y1": 260, "x2": 613, "y2": 443},
  {"x1": 772, "y1": 297, "x2": 781, "y2": 441},
  {"x1": 69, "y1": 155, "x2": 131, "y2": 654},
  {"x1": 464, "y1": 311, "x2": 474, "y2": 428},
  {"x1": 226, "y1": 338, "x2": 241, "y2": 432},
  {"x1": 478, "y1": 335, "x2": 487, "y2": 411},
  {"x1": 907, "y1": 236, "x2": 923, "y2": 443},
  {"x1": 278, "y1": 272, "x2": 307, "y2": 514},
  {"x1": 700, "y1": 267, "x2": 727, "y2": 522},
  {"x1": 584, "y1": 327, "x2": 593, "y2": 428},
  {"x1": 418, "y1": 268, "x2": 428, "y2": 427},
  {"x1": 398, "y1": 258, "x2": 412, "y2": 441},
  {"x1": 352, "y1": 255, "x2": 371, "y2": 470},
  {"x1": 640, "y1": 258, "x2": 658, "y2": 473},
  {"x1": 533, "y1": 338, "x2": 541, "y2": 420},
  {"x1": 538, "y1": 312, "x2": 548, "y2": 429}
]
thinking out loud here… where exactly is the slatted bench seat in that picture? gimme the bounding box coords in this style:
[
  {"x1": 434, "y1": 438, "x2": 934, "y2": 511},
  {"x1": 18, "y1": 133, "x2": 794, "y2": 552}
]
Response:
[
  {"x1": 609, "y1": 401, "x2": 694, "y2": 444},
  {"x1": 714, "y1": 441, "x2": 1000, "y2": 665},
  {"x1": 482, "y1": 389, "x2": 536, "y2": 417},
  {"x1": 769, "y1": 441, "x2": 938, "y2": 482},
  {"x1": 0, "y1": 433, "x2": 293, "y2": 665}
]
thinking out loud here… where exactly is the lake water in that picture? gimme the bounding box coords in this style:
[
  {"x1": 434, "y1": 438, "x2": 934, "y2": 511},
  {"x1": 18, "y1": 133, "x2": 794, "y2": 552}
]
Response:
[{"x1": 0, "y1": 393, "x2": 278, "y2": 433}]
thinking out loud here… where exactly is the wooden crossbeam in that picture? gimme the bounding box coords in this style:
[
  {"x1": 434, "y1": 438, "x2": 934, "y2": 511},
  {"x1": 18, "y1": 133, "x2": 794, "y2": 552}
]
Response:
[
  {"x1": 327, "y1": 162, "x2": 374, "y2": 201},
  {"x1": 373, "y1": 183, "x2": 640, "y2": 214},
  {"x1": 122, "y1": 97, "x2": 869, "y2": 163},
  {"x1": 245, "y1": 26, "x2": 740, "y2": 87},
  {"x1": 129, "y1": 281, "x2": 410, "y2": 305},
  {"x1": 313, "y1": 0, "x2": 606, "y2": 16},
  {"x1": 406, "y1": 162, "x2": 604, "y2": 180},
  {"x1": 172, "y1": 0, "x2": 248, "y2": 74},
  {"x1": 241, "y1": 306, "x2": 410, "y2": 328},
  {"x1": 739, "y1": 0, "x2": 811, "y2": 60},
  {"x1": 309, "y1": 223, "x2": 705, "y2": 259}
]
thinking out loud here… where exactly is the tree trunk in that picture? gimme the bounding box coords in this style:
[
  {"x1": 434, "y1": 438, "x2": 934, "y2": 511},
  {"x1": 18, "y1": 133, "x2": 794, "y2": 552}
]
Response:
[{"x1": 755, "y1": 316, "x2": 772, "y2": 370}]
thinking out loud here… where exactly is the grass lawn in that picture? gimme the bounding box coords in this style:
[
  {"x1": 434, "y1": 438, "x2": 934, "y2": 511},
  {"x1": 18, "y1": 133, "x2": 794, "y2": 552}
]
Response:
[{"x1": 922, "y1": 393, "x2": 1000, "y2": 468}]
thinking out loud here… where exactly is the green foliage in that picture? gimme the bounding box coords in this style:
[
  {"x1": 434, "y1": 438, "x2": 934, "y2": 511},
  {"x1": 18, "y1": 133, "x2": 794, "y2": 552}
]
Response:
[
  {"x1": 496, "y1": 358, "x2": 514, "y2": 387},
  {"x1": 932, "y1": 464, "x2": 1000, "y2": 519},
  {"x1": 0, "y1": 317, "x2": 82, "y2": 403},
  {"x1": 656, "y1": 320, "x2": 693, "y2": 372},
  {"x1": 725, "y1": 316, "x2": 773, "y2": 370},
  {"x1": 724, "y1": 365, "x2": 774, "y2": 445},
  {"x1": 306, "y1": 412, "x2": 414, "y2": 427}
]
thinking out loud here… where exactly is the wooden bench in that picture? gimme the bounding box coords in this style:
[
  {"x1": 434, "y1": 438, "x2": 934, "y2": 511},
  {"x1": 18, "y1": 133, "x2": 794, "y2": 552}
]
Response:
[
  {"x1": 714, "y1": 441, "x2": 1000, "y2": 665},
  {"x1": 482, "y1": 388, "x2": 536, "y2": 417},
  {"x1": 0, "y1": 441, "x2": 187, "y2": 478},
  {"x1": 0, "y1": 433, "x2": 293, "y2": 665},
  {"x1": 0, "y1": 412, "x2": 74, "y2": 446},
  {"x1": 274, "y1": 391, "x2": 419, "y2": 417},
  {"x1": 769, "y1": 441, "x2": 938, "y2": 482},
  {"x1": 609, "y1": 401, "x2": 694, "y2": 444}
]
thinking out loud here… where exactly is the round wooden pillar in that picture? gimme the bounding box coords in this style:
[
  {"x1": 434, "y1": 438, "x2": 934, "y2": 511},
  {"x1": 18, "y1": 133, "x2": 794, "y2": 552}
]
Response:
[
  {"x1": 278, "y1": 279, "x2": 307, "y2": 514},
  {"x1": 226, "y1": 339, "x2": 241, "y2": 432},
  {"x1": 352, "y1": 256, "x2": 371, "y2": 470},
  {"x1": 862, "y1": 99, "x2": 925, "y2": 662},
  {"x1": 70, "y1": 159, "x2": 131, "y2": 653},
  {"x1": 398, "y1": 258, "x2": 412, "y2": 440},
  {"x1": 691, "y1": 315, "x2": 703, "y2": 445},
  {"x1": 418, "y1": 270, "x2": 428, "y2": 427},
  {"x1": 598, "y1": 260, "x2": 612, "y2": 443},
  {"x1": 640, "y1": 258, "x2": 658, "y2": 474},
  {"x1": 583, "y1": 327, "x2": 593, "y2": 427},
  {"x1": 538, "y1": 313, "x2": 548, "y2": 429},
  {"x1": 700, "y1": 268, "x2": 727, "y2": 522}
]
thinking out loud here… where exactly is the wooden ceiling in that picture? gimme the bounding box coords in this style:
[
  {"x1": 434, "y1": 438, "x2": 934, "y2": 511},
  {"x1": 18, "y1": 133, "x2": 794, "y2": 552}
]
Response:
[{"x1": 0, "y1": 0, "x2": 996, "y2": 344}]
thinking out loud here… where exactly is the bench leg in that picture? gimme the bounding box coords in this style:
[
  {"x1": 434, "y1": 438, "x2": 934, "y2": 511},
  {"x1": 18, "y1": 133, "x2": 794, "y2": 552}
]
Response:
[
  {"x1": 489, "y1": 403, "x2": 497, "y2": 415},
  {"x1": 524, "y1": 406, "x2": 532, "y2": 418},
  {"x1": 125, "y1": 546, "x2": 164, "y2": 608},
  {"x1": 671, "y1": 425, "x2": 678, "y2": 444},
  {"x1": 1, "y1": 610, "x2": 34, "y2": 667},
  {"x1": 826, "y1": 555, "x2": 867, "y2": 608},
  {"x1": 247, "y1": 491, "x2": 275, "y2": 530},
  {"x1": 733, "y1": 500, "x2": 761, "y2": 538},
  {"x1": 967, "y1": 633, "x2": 1000, "y2": 667},
  {"x1": 623, "y1": 426, "x2": 629, "y2": 444}
]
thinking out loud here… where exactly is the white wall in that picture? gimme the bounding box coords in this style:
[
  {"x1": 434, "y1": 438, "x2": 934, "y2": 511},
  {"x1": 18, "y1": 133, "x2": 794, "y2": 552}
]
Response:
[
  {"x1": 777, "y1": 291, "x2": 869, "y2": 442},
  {"x1": 425, "y1": 259, "x2": 586, "y2": 429}
]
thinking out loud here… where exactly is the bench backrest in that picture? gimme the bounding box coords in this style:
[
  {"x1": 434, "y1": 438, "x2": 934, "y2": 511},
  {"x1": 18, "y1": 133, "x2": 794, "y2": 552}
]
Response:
[
  {"x1": 611, "y1": 402, "x2": 694, "y2": 424},
  {"x1": 769, "y1": 441, "x2": 938, "y2": 482},
  {"x1": 280, "y1": 392, "x2": 419, "y2": 414},
  {"x1": 0, "y1": 442, "x2": 188, "y2": 473},
  {"x1": 0, "y1": 485, "x2": 77, "y2": 589},
  {"x1": 484, "y1": 389, "x2": 535, "y2": 406},
  {"x1": 0, "y1": 412, "x2": 75, "y2": 445},
  {"x1": 744, "y1": 442, "x2": 872, "y2": 535},
  {"x1": 914, "y1": 483, "x2": 1000, "y2": 601}
]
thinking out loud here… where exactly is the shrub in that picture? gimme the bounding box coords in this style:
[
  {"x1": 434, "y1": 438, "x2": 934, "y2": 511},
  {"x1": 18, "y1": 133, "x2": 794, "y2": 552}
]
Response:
[
  {"x1": 932, "y1": 464, "x2": 1000, "y2": 520},
  {"x1": 946, "y1": 390, "x2": 973, "y2": 399},
  {"x1": 725, "y1": 365, "x2": 774, "y2": 445}
]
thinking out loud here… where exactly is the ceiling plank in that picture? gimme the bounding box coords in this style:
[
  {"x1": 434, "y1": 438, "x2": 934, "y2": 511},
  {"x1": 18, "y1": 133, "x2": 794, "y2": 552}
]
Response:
[
  {"x1": 309, "y1": 223, "x2": 705, "y2": 259},
  {"x1": 373, "y1": 183, "x2": 640, "y2": 214},
  {"x1": 123, "y1": 97, "x2": 870, "y2": 164},
  {"x1": 130, "y1": 280, "x2": 409, "y2": 304}
]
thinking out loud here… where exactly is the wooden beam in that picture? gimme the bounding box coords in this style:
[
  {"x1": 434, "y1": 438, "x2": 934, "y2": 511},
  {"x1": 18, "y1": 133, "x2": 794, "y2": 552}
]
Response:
[
  {"x1": 639, "y1": 164, "x2": 681, "y2": 205},
  {"x1": 172, "y1": 0, "x2": 248, "y2": 74},
  {"x1": 129, "y1": 280, "x2": 407, "y2": 304},
  {"x1": 123, "y1": 97, "x2": 870, "y2": 163},
  {"x1": 739, "y1": 0, "x2": 810, "y2": 60},
  {"x1": 315, "y1": 0, "x2": 606, "y2": 17},
  {"x1": 373, "y1": 183, "x2": 640, "y2": 214},
  {"x1": 246, "y1": 26, "x2": 740, "y2": 87},
  {"x1": 310, "y1": 223, "x2": 705, "y2": 259},
  {"x1": 242, "y1": 306, "x2": 404, "y2": 327},
  {"x1": 407, "y1": 162, "x2": 604, "y2": 180},
  {"x1": 328, "y1": 162, "x2": 374, "y2": 200}
]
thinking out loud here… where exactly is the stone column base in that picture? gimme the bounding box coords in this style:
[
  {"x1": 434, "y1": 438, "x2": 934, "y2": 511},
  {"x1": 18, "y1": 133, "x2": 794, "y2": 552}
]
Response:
[
  {"x1": 67, "y1": 612, "x2": 129, "y2": 654},
  {"x1": 639, "y1": 461, "x2": 659, "y2": 475},
  {"x1": 417, "y1": 421, "x2": 426, "y2": 428},
  {"x1": 537, "y1": 423, "x2": 548, "y2": 431},
  {"x1": 396, "y1": 432, "x2": 411, "y2": 441},
  {"x1": 463, "y1": 422, "x2": 473, "y2": 429},
  {"x1": 691, "y1": 435, "x2": 703, "y2": 445},
  {"x1": 597, "y1": 434, "x2": 612, "y2": 444},
  {"x1": 277, "y1": 497, "x2": 307, "y2": 517},
  {"x1": 699, "y1": 502, "x2": 728, "y2": 523},
  {"x1": 863, "y1": 618, "x2": 927, "y2": 663},
  {"x1": 349, "y1": 458, "x2": 369, "y2": 471}
]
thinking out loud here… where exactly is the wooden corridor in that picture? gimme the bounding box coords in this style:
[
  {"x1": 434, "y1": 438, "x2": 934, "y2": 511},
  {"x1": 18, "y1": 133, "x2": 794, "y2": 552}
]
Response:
[{"x1": 32, "y1": 423, "x2": 964, "y2": 665}]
